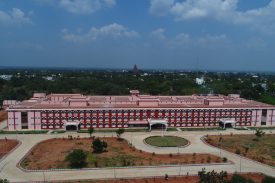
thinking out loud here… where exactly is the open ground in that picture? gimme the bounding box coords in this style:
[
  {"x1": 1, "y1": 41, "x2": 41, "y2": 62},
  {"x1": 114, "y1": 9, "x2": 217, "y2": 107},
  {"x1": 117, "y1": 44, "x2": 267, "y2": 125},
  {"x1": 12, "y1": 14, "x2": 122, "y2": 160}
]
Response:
[
  {"x1": 0, "y1": 129, "x2": 274, "y2": 182},
  {"x1": 205, "y1": 134, "x2": 275, "y2": 167},
  {"x1": 22, "y1": 137, "x2": 221, "y2": 170}
]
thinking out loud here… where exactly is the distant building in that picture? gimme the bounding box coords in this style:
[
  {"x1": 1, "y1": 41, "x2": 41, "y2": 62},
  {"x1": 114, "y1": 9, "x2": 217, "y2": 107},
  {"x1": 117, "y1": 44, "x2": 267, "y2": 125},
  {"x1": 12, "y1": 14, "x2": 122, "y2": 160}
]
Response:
[
  {"x1": 5, "y1": 90, "x2": 275, "y2": 131},
  {"x1": 132, "y1": 64, "x2": 140, "y2": 75},
  {"x1": 0, "y1": 75, "x2": 12, "y2": 81},
  {"x1": 196, "y1": 77, "x2": 205, "y2": 85},
  {"x1": 261, "y1": 83, "x2": 268, "y2": 91},
  {"x1": 43, "y1": 76, "x2": 54, "y2": 81}
]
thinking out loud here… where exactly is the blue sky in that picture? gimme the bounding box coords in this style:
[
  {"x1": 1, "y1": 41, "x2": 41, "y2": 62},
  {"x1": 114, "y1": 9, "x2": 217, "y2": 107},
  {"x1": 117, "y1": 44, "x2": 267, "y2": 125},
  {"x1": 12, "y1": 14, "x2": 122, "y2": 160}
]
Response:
[{"x1": 0, "y1": 0, "x2": 275, "y2": 71}]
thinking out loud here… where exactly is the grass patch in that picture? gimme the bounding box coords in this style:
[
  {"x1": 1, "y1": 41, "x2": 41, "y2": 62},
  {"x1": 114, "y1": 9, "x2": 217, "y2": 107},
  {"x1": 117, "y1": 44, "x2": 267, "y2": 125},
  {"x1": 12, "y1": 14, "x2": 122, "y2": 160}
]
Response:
[
  {"x1": 167, "y1": 128, "x2": 178, "y2": 131},
  {"x1": 248, "y1": 127, "x2": 275, "y2": 130},
  {"x1": 78, "y1": 128, "x2": 149, "y2": 133},
  {"x1": 234, "y1": 127, "x2": 248, "y2": 130},
  {"x1": 51, "y1": 130, "x2": 66, "y2": 134},
  {"x1": 181, "y1": 127, "x2": 224, "y2": 131},
  {"x1": 144, "y1": 136, "x2": 188, "y2": 147},
  {"x1": 0, "y1": 130, "x2": 48, "y2": 134}
]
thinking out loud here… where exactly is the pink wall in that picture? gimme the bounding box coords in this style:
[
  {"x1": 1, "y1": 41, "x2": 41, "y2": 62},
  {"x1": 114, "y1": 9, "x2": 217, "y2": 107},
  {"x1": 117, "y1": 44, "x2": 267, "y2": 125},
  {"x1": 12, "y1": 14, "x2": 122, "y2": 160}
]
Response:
[{"x1": 7, "y1": 111, "x2": 21, "y2": 130}]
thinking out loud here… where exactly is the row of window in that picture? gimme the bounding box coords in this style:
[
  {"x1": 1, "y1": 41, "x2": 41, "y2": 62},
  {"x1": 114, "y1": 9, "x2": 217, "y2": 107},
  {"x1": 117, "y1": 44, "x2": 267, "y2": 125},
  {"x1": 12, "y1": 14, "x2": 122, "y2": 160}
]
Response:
[
  {"x1": 41, "y1": 116, "x2": 252, "y2": 121},
  {"x1": 40, "y1": 109, "x2": 253, "y2": 114}
]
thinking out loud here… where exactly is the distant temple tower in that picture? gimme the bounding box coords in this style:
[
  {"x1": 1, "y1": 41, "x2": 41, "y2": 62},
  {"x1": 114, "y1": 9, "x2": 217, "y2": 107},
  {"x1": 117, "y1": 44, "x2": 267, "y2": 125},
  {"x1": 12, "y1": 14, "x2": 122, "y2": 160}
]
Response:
[{"x1": 132, "y1": 64, "x2": 140, "y2": 75}]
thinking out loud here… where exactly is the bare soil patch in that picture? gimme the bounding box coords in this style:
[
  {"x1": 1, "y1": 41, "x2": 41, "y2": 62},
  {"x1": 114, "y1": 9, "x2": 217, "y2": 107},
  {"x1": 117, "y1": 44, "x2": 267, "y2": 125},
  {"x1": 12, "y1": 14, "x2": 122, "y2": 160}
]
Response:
[
  {"x1": 0, "y1": 110, "x2": 7, "y2": 122},
  {"x1": 54, "y1": 173, "x2": 265, "y2": 183},
  {"x1": 0, "y1": 139, "x2": 19, "y2": 158},
  {"x1": 23, "y1": 137, "x2": 223, "y2": 170},
  {"x1": 205, "y1": 134, "x2": 275, "y2": 166}
]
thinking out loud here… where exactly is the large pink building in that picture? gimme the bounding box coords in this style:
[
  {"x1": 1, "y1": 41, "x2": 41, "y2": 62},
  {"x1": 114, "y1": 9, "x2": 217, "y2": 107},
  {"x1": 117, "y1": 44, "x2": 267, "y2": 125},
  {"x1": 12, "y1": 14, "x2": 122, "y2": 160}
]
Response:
[{"x1": 5, "y1": 90, "x2": 275, "y2": 131}]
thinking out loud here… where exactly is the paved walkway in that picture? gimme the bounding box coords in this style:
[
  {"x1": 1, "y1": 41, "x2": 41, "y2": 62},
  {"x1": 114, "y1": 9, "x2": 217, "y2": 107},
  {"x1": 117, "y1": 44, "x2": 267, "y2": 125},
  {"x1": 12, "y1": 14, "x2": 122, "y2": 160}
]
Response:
[
  {"x1": 0, "y1": 130, "x2": 274, "y2": 182},
  {"x1": 0, "y1": 120, "x2": 7, "y2": 130}
]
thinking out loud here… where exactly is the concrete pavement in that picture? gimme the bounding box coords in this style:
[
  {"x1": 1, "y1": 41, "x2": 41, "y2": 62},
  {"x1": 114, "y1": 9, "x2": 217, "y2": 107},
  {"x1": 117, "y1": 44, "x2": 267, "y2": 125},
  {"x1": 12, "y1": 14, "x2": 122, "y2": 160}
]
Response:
[
  {"x1": 0, "y1": 120, "x2": 7, "y2": 130},
  {"x1": 0, "y1": 130, "x2": 274, "y2": 182}
]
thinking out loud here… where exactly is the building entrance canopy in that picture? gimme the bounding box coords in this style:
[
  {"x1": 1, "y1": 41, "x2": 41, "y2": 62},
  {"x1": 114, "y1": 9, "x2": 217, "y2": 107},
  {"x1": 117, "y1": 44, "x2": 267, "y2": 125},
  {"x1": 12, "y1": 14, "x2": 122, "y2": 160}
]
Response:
[
  {"x1": 148, "y1": 118, "x2": 168, "y2": 131},
  {"x1": 219, "y1": 118, "x2": 236, "y2": 129},
  {"x1": 64, "y1": 120, "x2": 80, "y2": 131}
]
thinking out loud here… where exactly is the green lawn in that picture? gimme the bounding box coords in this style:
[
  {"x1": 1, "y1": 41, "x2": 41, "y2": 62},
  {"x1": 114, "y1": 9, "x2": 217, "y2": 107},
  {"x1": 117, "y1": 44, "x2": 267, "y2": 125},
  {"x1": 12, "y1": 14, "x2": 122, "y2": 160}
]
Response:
[
  {"x1": 144, "y1": 136, "x2": 189, "y2": 147},
  {"x1": 78, "y1": 128, "x2": 149, "y2": 133},
  {"x1": 181, "y1": 127, "x2": 224, "y2": 131},
  {"x1": 247, "y1": 127, "x2": 275, "y2": 130},
  {"x1": 167, "y1": 128, "x2": 178, "y2": 131},
  {"x1": 0, "y1": 130, "x2": 48, "y2": 134}
]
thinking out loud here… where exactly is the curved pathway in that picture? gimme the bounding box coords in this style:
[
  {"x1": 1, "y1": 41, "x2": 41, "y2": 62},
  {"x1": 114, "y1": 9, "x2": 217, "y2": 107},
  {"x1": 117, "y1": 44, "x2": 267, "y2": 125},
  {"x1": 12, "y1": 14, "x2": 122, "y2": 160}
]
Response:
[{"x1": 0, "y1": 130, "x2": 274, "y2": 182}]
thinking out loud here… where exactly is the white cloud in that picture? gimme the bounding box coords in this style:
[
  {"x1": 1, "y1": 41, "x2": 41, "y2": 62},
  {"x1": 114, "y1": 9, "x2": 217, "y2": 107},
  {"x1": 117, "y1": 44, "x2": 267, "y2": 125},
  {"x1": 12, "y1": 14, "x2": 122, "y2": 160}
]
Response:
[
  {"x1": 152, "y1": 31, "x2": 228, "y2": 49},
  {"x1": 149, "y1": 0, "x2": 174, "y2": 16},
  {"x1": 38, "y1": 0, "x2": 116, "y2": 14},
  {"x1": 62, "y1": 23, "x2": 139, "y2": 43},
  {"x1": 0, "y1": 8, "x2": 32, "y2": 25},
  {"x1": 151, "y1": 28, "x2": 166, "y2": 40},
  {"x1": 149, "y1": 0, "x2": 275, "y2": 34}
]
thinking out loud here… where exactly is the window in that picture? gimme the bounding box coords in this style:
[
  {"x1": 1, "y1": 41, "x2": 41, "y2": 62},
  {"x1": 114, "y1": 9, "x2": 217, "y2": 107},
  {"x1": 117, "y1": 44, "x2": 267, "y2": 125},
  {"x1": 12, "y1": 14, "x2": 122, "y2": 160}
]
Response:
[{"x1": 21, "y1": 112, "x2": 28, "y2": 129}]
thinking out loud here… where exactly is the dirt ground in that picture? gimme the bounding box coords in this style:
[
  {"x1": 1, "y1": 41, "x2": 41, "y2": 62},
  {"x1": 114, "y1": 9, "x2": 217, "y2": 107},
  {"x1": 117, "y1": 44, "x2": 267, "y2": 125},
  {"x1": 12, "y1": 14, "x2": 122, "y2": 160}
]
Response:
[
  {"x1": 206, "y1": 134, "x2": 275, "y2": 166},
  {"x1": 23, "y1": 137, "x2": 223, "y2": 170},
  {"x1": 0, "y1": 139, "x2": 19, "y2": 158},
  {"x1": 0, "y1": 110, "x2": 7, "y2": 122},
  {"x1": 55, "y1": 173, "x2": 265, "y2": 183}
]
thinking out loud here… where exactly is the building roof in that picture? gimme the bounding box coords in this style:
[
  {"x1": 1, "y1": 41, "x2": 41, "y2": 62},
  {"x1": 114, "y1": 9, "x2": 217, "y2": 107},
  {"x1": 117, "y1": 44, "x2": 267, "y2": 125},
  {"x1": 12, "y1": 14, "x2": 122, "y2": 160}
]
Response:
[{"x1": 7, "y1": 90, "x2": 274, "y2": 110}]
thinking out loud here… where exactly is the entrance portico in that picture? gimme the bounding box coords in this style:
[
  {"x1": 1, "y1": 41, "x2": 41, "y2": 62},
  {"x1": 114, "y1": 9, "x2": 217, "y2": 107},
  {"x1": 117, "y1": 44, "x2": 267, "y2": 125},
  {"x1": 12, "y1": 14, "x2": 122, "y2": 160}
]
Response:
[
  {"x1": 219, "y1": 118, "x2": 236, "y2": 129},
  {"x1": 64, "y1": 120, "x2": 81, "y2": 131},
  {"x1": 148, "y1": 118, "x2": 168, "y2": 131}
]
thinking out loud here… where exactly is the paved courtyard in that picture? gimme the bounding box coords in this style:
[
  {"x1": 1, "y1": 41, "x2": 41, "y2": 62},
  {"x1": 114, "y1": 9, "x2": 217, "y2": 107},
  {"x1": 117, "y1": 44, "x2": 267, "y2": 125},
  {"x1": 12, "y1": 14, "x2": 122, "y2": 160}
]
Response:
[{"x1": 0, "y1": 129, "x2": 274, "y2": 182}]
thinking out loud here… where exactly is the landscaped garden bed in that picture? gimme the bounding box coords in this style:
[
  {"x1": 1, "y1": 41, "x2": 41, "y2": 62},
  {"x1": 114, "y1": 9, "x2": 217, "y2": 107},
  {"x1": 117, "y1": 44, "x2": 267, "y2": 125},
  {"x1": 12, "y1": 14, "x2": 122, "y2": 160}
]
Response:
[
  {"x1": 144, "y1": 136, "x2": 189, "y2": 147},
  {"x1": 21, "y1": 137, "x2": 224, "y2": 170},
  {"x1": 0, "y1": 139, "x2": 19, "y2": 158},
  {"x1": 205, "y1": 134, "x2": 275, "y2": 166}
]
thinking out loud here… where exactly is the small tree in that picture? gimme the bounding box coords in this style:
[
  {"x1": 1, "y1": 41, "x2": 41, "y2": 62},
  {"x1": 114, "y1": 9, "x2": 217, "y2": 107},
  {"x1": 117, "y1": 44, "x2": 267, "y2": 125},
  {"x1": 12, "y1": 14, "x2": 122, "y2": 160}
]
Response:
[
  {"x1": 116, "y1": 128, "x2": 125, "y2": 139},
  {"x1": 88, "y1": 127, "x2": 94, "y2": 137},
  {"x1": 255, "y1": 129, "x2": 265, "y2": 139},
  {"x1": 198, "y1": 168, "x2": 227, "y2": 183},
  {"x1": 92, "y1": 138, "x2": 108, "y2": 153},
  {"x1": 65, "y1": 149, "x2": 87, "y2": 168}
]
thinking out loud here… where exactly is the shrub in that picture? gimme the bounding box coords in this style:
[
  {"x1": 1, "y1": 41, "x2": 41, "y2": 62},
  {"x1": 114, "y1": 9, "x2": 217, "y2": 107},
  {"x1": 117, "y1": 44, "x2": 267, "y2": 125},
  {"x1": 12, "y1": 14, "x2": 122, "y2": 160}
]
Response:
[
  {"x1": 169, "y1": 153, "x2": 173, "y2": 157},
  {"x1": 65, "y1": 149, "x2": 87, "y2": 168},
  {"x1": 198, "y1": 168, "x2": 227, "y2": 183},
  {"x1": 222, "y1": 157, "x2": 228, "y2": 162},
  {"x1": 152, "y1": 152, "x2": 155, "y2": 156},
  {"x1": 255, "y1": 129, "x2": 265, "y2": 139},
  {"x1": 92, "y1": 138, "x2": 108, "y2": 153},
  {"x1": 88, "y1": 127, "x2": 94, "y2": 137},
  {"x1": 0, "y1": 179, "x2": 9, "y2": 183},
  {"x1": 116, "y1": 128, "x2": 125, "y2": 139},
  {"x1": 235, "y1": 149, "x2": 241, "y2": 155},
  {"x1": 207, "y1": 155, "x2": 211, "y2": 163},
  {"x1": 230, "y1": 173, "x2": 256, "y2": 183},
  {"x1": 262, "y1": 176, "x2": 275, "y2": 183}
]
